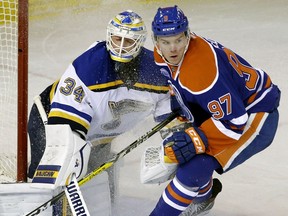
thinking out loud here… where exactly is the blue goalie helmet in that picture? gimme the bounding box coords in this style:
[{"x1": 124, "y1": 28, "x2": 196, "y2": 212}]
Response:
[
  {"x1": 107, "y1": 10, "x2": 147, "y2": 63},
  {"x1": 152, "y1": 5, "x2": 189, "y2": 37}
]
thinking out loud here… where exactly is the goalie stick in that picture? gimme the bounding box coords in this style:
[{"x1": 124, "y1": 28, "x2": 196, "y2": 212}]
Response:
[
  {"x1": 33, "y1": 95, "x2": 48, "y2": 124},
  {"x1": 25, "y1": 111, "x2": 179, "y2": 216},
  {"x1": 65, "y1": 174, "x2": 90, "y2": 216}
]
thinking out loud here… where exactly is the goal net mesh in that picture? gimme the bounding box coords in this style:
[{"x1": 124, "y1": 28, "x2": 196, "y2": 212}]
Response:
[{"x1": 0, "y1": 0, "x2": 18, "y2": 182}]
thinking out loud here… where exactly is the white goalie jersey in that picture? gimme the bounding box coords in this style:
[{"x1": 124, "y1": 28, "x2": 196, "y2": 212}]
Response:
[
  {"x1": 48, "y1": 41, "x2": 171, "y2": 145},
  {"x1": 31, "y1": 41, "x2": 171, "y2": 191}
]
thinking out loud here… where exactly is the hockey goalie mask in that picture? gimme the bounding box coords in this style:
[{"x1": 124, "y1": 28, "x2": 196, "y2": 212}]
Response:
[{"x1": 107, "y1": 10, "x2": 147, "y2": 63}]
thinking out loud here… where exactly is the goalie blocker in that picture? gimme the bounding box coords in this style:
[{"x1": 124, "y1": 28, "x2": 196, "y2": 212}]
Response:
[{"x1": 31, "y1": 124, "x2": 91, "y2": 189}]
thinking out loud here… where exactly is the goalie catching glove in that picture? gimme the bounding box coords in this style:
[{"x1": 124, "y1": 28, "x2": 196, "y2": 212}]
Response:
[{"x1": 163, "y1": 127, "x2": 208, "y2": 164}]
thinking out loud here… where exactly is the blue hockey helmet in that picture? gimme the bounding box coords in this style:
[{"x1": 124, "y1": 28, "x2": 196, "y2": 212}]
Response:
[
  {"x1": 107, "y1": 10, "x2": 147, "y2": 63},
  {"x1": 152, "y1": 5, "x2": 189, "y2": 37}
]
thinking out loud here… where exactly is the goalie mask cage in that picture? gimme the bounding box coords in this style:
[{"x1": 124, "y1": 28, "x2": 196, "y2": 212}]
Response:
[{"x1": 0, "y1": 0, "x2": 28, "y2": 183}]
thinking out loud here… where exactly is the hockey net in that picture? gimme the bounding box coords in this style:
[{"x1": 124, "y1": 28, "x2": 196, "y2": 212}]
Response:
[{"x1": 0, "y1": 0, "x2": 28, "y2": 183}]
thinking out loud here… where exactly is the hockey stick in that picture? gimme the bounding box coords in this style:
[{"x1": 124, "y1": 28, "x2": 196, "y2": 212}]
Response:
[
  {"x1": 25, "y1": 111, "x2": 179, "y2": 216},
  {"x1": 33, "y1": 95, "x2": 48, "y2": 124},
  {"x1": 32, "y1": 95, "x2": 91, "y2": 216},
  {"x1": 65, "y1": 174, "x2": 90, "y2": 216}
]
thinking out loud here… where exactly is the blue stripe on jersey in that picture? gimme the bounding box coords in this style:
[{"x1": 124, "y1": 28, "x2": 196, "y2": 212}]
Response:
[{"x1": 50, "y1": 102, "x2": 92, "y2": 123}]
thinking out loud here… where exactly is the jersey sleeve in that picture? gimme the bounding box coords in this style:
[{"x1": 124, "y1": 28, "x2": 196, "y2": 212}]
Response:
[
  {"x1": 153, "y1": 91, "x2": 172, "y2": 122},
  {"x1": 48, "y1": 63, "x2": 94, "y2": 136}
]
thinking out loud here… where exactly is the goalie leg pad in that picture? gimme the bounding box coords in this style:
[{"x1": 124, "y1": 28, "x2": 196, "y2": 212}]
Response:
[{"x1": 31, "y1": 124, "x2": 91, "y2": 189}]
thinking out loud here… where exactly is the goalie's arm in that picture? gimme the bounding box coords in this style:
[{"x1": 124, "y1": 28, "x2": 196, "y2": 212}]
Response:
[{"x1": 47, "y1": 64, "x2": 95, "y2": 137}]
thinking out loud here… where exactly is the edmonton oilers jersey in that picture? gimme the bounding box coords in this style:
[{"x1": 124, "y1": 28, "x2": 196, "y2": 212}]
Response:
[
  {"x1": 48, "y1": 41, "x2": 171, "y2": 143},
  {"x1": 154, "y1": 35, "x2": 280, "y2": 137}
]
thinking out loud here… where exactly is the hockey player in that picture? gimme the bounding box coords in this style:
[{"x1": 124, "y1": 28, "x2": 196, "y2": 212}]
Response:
[
  {"x1": 27, "y1": 10, "x2": 172, "y2": 214},
  {"x1": 149, "y1": 5, "x2": 281, "y2": 216}
]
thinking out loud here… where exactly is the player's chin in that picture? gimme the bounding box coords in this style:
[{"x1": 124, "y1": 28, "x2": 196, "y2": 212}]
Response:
[{"x1": 168, "y1": 57, "x2": 180, "y2": 65}]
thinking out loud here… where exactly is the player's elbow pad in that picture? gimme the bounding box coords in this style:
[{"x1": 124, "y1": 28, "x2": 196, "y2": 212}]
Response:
[{"x1": 163, "y1": 127, "x2": 208, "y2": 164}]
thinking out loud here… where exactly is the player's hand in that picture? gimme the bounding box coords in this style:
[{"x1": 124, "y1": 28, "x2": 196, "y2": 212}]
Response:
[{"x1": 163, "y1": 127, "x2": 208, "y2": 164}]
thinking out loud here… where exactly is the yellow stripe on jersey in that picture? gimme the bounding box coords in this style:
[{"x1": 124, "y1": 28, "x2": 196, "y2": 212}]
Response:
[
  {"x1": 134, "y1": 83, "x2": 169, "y2": 91},
  {"x1": 88, "y1": 80, "x2": 124, "y2": 90},
  {"x1": 49, "y1": 80, "x2": 60, "y2": 102},
  {"x1": 88, "y1": 80, "x2": 169, "y2": 92},
  {"x1": 49, "y1": 110, "x2": 90, "y2": 130}
]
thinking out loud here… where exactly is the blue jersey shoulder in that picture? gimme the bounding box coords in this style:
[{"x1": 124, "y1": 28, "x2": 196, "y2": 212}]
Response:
[
  {"x1": 72, "y1": 43, "x2": 168, "y2": 88},
  {"x1": 72, "y1": 41, "x2": 116, "y2": 86}
]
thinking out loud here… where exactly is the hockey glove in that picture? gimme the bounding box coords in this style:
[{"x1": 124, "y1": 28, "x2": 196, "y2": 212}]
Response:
[{"x1": 163, "y1": 127, "x2": 208, "y2": 164}]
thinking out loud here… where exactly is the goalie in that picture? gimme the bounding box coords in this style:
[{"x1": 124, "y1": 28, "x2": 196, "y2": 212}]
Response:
[{"x1": 27, "y1": 10, "x2": 172, "y2": 215}]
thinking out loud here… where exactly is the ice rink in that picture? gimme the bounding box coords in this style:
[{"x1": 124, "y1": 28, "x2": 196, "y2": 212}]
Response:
[{"x1": 26, "y1": 0, "x2": 288, "y2": 215}]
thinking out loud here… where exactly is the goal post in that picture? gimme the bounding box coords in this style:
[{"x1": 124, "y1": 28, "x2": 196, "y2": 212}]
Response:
[
  {"x1": 0, "y1": 0, "x2": 28, "y2": 183},
  {"x1": 17, "y1": 0, "x2": 28, "y2": 182}
]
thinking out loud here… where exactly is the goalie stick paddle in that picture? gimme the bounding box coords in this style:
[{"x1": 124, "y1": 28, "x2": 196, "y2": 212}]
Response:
[
  {"x1": 25, "y1": 111, "x2": 178, "y2": 216},
  {"x1": 65, "y1": 174, "x2": 91, "y2": 216}
]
